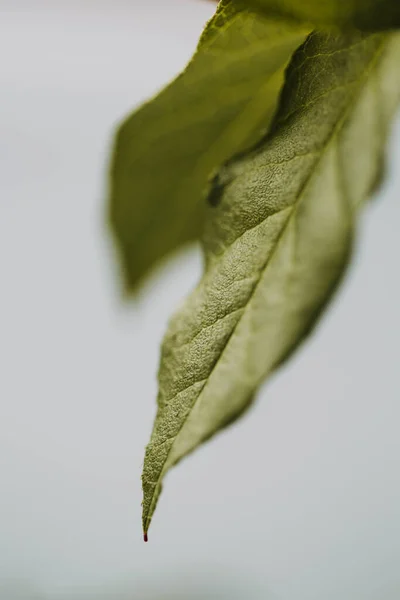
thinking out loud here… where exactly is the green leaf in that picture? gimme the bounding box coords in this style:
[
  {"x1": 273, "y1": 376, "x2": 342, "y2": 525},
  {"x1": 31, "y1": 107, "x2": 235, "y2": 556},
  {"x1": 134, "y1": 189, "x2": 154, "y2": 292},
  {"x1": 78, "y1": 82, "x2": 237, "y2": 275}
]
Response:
[
  {"x1": 245, "y1": 0, "x2": 400, "y2": 31},
  {"x1": 108, "y1": 0, "x2": 308, "y2": 291},
  {"x1": 142, "y1": 31, "x2": 400, "y2": 537}
]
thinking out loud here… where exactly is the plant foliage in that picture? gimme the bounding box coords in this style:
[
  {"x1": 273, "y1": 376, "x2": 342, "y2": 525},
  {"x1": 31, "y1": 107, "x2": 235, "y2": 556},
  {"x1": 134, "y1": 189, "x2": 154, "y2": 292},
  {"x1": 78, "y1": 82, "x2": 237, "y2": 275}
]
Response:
[
  {"x1": 248, "y1": 0, "x2": 400, "y2": 31},
  {"x1": 109, "y1": 0, "x2": 308, "y2": 289},
  {"x1": 107, "y1": 0, "x2": 400, "y2": 538}
]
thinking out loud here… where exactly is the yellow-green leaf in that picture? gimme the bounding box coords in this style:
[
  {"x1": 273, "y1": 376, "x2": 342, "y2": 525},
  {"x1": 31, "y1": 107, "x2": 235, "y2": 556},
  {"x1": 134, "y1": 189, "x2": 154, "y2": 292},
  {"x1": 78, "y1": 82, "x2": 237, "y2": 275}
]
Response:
[
  {"x1": 142, "y1": 31, "x2": 400, "y2": 537},
  {"x1": 245, "y1": 0, "x2": 400, "y2": 31},
  {"x1": 108, "y1": 0, "x2": 308, "y2": 290}
]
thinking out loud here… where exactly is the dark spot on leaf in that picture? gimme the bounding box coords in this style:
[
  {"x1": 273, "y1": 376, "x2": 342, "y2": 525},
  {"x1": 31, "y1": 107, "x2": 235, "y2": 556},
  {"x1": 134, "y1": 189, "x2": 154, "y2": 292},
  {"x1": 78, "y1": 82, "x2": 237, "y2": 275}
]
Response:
[{"x1": 207, "y1": 173, "x2": 226, "y2": 207}]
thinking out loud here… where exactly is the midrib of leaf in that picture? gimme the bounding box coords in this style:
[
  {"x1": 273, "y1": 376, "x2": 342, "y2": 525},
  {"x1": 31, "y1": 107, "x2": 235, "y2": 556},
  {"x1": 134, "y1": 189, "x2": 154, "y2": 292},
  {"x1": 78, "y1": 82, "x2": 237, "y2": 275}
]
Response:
[
  {"x1": 167, "y1": 38, "x2": 383, "y2": 363},
  {"x1": 142, "y1": 35, "x2": 387, "y2": 535}
]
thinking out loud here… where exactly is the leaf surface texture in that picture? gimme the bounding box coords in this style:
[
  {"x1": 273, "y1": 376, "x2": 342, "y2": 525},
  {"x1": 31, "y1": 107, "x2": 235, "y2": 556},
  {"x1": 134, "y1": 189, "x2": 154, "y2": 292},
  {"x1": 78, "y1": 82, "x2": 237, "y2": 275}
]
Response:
[{"x1": 142, "y1": 31, "x2": 400, "y2": 536}]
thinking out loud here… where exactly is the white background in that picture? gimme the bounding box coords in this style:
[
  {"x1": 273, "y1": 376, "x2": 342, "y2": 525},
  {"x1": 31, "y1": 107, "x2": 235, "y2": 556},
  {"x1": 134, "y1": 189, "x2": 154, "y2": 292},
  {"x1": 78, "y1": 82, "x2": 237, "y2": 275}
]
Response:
[{"x1": 0, "y1": 1, "x2": 399, "y2": 599}]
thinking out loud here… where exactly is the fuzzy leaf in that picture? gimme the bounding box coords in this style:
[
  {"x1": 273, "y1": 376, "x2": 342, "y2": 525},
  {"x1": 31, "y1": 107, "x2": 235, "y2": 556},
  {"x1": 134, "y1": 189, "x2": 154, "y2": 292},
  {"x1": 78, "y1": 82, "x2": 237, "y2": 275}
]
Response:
[
  {"x1": 245, "y1": 0, "x2": 400, "y2": 31},
  {"x1": 108, "y1": 0, "x2": 308, "y2": 290},
  {"x1": 142, "y1": 31, "x2": 400, "y2": 536}
]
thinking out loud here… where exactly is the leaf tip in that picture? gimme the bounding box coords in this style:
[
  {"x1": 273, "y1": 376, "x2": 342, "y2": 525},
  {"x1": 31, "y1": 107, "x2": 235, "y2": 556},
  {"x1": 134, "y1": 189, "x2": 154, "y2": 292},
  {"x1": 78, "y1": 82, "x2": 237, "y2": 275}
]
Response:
[{"x1": 143, "y1": 532, "x2": 148, "y2": 543}]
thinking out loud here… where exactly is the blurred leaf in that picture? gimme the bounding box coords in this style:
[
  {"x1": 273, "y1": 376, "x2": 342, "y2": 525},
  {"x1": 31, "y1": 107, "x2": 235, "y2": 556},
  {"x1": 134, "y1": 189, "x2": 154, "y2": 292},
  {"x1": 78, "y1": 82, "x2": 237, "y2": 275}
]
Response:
[
  {"x1": 108, "y1": 0, "x2": 308, "y2": 290},
  {"x1": 245, "y1": 0, "x2": 400, "y2": 31},
  {"x1": 142, "y1": 31, "x2": 400, "y2": 536}
]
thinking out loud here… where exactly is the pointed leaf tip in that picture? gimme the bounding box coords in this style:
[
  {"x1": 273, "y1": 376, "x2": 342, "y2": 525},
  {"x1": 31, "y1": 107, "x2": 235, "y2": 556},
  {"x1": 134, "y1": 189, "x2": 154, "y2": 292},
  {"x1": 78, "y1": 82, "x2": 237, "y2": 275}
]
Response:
[{"x1": 143, "y1": 533, "x2": 148, "y2": 543}]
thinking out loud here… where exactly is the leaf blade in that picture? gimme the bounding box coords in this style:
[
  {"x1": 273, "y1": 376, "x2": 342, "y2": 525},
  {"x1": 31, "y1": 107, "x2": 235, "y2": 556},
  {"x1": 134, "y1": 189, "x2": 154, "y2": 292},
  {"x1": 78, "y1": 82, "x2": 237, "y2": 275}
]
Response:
[
  {"x1": 142, "y1": 31, "x2": 400, "y2": 536},
  {"x1": 108, "y1": 1, "x2": 308, "y2": 290},
  {"x1": 245, "y1": 0, "x2": 400, "y2": 31}
]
